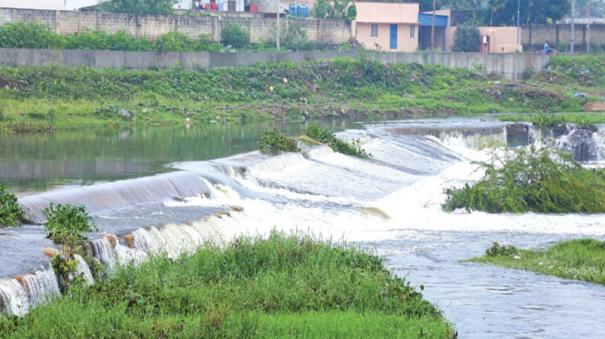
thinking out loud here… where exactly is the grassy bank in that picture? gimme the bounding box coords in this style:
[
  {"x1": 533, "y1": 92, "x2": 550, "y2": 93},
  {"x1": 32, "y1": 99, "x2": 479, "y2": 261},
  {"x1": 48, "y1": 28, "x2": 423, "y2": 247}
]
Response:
[
  {"x1": 471, "y1": 239, "x2": 605, "y2": 285},
  {"x1": 0, "y1": 57, "x2": 590, "y2": 131},
  {"x1": 499, "y1": 112, "x2": 605, "y2": 125},
  {"x1": 0, "y1": 233, "x2": 453, "y2": 338}
]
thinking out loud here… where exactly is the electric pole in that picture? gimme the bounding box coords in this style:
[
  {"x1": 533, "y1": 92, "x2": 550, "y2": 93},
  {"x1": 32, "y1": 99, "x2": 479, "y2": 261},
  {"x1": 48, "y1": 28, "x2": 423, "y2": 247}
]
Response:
[
  {"x1": 276, "y1": 0, "x2": 281, "y2": 49},
  {"x1": 571, "y1": 0, "x2": 576, "y2": 53},
  {"x1": 431, "y1": 0, "x2": 436, "y2": 50},
  {"x1": 516, "y1": 0, "x2": 521, "y2": 45},
  {"x1": 587, "y1": 0, "x2": 592, "y2": 53}
]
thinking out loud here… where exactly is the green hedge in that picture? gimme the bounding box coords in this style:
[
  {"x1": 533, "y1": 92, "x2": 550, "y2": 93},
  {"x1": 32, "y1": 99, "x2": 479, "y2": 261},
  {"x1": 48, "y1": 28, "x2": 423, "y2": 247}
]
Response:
[{"x1": 0, "y1": 22, "x2": 222, "y2": 52}]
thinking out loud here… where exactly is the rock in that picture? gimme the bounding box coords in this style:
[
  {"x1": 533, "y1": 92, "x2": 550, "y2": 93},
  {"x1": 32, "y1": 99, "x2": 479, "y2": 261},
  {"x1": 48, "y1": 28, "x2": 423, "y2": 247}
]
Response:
[
  {"x1": 123, "y1": 234, "x2": 135, "y2": 249},
  {"x1": 42, "y1": 248, "x2": 59, "y2": 258},
  {"x1": 506, "y1": 123, "x2": 532, "y2": 147},
  {"x1": 119, "y1": 108, "x2": 132, "y2": 120},
  {"x1": 560, "y1": 127, "x2": 597, "y2": 162}
]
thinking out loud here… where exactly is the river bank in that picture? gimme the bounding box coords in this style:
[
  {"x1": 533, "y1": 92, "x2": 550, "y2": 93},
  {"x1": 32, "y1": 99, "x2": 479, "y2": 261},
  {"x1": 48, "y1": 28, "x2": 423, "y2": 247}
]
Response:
[
  {"x1": 0, "y1": 234, "x2": 453, "y2": 338},
  {"x1": 471, "y1": 239, "x2": 605, "y2": 285},
  {"x1": 0, "y1": 56, "x2": 599, "y2": 132}
]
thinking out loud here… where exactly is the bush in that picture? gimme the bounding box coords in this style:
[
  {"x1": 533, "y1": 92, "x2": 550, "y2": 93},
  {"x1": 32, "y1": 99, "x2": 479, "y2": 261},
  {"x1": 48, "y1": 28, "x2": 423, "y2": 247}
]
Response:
[
  {"x1": 281, "y1": 20, "x2": 311, "y2": 51},
  {"x1": 259, "y1": 129, "x2": 300, "y2": 154},
  {"x1": 453, "y1": 25, "x2": 480, "y2": 52},
  {"x1": 43, "y1": 204, "x2": 96, "y2": 247},
  {"x1": 64, "y1": 30, "x2": 153, "y2": 51},
  {"x1": 221, "y1": 24, "x2": 250, "y2": 49},
  {"x1": 485, "y1": 242, "x2": 518, "y2": 257},
  {"x1": 0, "y1": 22, "x2": 65, "y2": 49},
  {"x1": 530, "y1": 112, "x2": 566, "y2": 127},
  {"x1": 0, "y1": 184, "x2": 24, "y2": 227},
  {"x1": 304, "y1": 122, "x2": 371, "y2": 159},
  {"x1": 443, "y1": 146, "x2": 605, "y2": 213}
]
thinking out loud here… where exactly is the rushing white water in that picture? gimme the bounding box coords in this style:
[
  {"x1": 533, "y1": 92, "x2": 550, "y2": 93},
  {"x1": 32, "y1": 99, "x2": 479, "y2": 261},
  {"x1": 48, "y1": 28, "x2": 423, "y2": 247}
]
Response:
[{"x1": 2, "y1": 119, "x2": 605, "y2": 337}]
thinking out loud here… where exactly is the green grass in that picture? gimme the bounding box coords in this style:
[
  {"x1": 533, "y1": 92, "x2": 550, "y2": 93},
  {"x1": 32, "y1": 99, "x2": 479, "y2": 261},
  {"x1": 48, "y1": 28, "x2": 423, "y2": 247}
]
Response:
[
  {"x1": 471, "y1": 239, "x2": 605, "y2": 285},
  {"x1": 499, "y1": 112, "x2": 605, "y2": 126},
  {"x1": 0, "y1": 233, "x2": 453, "y2": 338},
  {"x1": 0, "y1": 57, "x2": 590, "y2": 131}
]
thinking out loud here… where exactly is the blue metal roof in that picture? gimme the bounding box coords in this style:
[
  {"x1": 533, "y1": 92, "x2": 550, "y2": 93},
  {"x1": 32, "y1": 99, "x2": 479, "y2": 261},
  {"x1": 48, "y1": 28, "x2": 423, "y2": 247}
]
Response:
[{"x1": 418, "y1": 13, "x2": 448, "y2": 27}]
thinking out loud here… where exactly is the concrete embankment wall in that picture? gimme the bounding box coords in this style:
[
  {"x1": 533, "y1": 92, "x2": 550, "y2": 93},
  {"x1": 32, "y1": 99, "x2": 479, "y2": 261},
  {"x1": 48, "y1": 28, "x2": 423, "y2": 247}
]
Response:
[{"x1": 0, "y1": 48, "x2": 550, "y2": 80}]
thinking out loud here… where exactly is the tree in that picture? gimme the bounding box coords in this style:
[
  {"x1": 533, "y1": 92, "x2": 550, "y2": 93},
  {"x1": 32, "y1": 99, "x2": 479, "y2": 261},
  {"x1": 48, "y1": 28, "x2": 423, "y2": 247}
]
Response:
[
  {"x1": 490, "y1": 0, "x2": 570, "y2": 26},
  {"x1": 97, "y1": 0, "x2": 178, "y2": 16},
  {"x1": 453, "y1": 25, "x2": 481, "y2": 52},
  {"x1": 313, "y1": 0, "x2": 356, "y2": 20}
]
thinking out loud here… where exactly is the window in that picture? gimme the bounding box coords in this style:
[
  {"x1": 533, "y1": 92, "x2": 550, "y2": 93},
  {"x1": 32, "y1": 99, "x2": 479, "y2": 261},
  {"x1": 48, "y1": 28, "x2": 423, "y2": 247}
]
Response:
[
  {"x1": 410, "y1": 25, "x2": 416, "y2": 39},
  {"x1": 370, "y1": 24, "x2": 378, "y2": 38}
]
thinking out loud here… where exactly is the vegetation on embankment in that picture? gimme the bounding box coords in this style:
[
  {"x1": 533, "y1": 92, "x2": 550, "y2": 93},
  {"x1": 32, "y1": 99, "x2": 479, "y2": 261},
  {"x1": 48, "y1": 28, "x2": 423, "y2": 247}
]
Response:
[
  {"x1": 499, "y1": 112, "x2": 605, "y2": 126},
  {"x1": 0, "y1": 233, "x2": 454, "y2": 338},
  {"x1": 443, "y1": 146, "x2": 605, "y2": 214},
  {"x1": 0, "y1": 184, "x2": 24, "y2": 227},
  {"x1": 472, "y1": 239, "x2": 605, "y2": 285},
  {"x1": 0, "y1": 57, "x2": 590, "y2": 131}
]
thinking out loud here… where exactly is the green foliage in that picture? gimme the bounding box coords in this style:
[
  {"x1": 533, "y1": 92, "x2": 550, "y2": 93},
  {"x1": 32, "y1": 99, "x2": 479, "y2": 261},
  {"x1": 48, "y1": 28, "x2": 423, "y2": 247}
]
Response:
[
  {"x1": 153, "y1": 32, "x2": 221, "y2": 52},
  {"x1": 539, "y1": 55, "x2": 605, "y2": 87},
  {"x1": 0, "y1": 22, "x2": 64, "y2": 49},
  {"x1": 96, "y1": 0, "x2": 177, "y2": 16},
  {"x1": 281, "y1": 20, "x2": 311, "y2": 51},
  {"x1": 303, "y1": 122, "x2": 371, "y2": 159},
  {"x1": 0, "y1": 23, "x2": 221, "y2": 52},
  {"x1": 221, "y1": 24, "x2": 250, "y2": 49},
  {"x1": 484, "y1": 242, "x2": 518, "y2": 257},
  {"x1": 453, "y1": 25, "x2": 480, "y2": 52},
  {"x1": 43, "y1": 204, "x2": 96, "y2": 247},
  {"x1": 64, "y1": 30, "x2": 152, "y2": 51},
  {"x1": 529, "y1": 112, "x2": 566, "y2": 128},
  {"x1": 313, "y1": 0, "x2": 356, "y2": 20},
  {"x1": 0, "y1": 184, "x2": 24, "y2": 227},
  {"x1": 0, "y1": 233, "x2": 452, "y2": 337},
  {"x1": 500, "y1": 113, "x2": 605, "y2": 126},
  {"x1": 259, "y1": 129, "x2": 300, "y2": 154},
  {"x1": 0, "y1": 58, "x2": 588, "y2": 130},
  {"x1": 443, "y1": 146, "x2": 605, "y2": 213},
  {"x1": 473, "y1": 239, "x2": 605, "y2": 285}
]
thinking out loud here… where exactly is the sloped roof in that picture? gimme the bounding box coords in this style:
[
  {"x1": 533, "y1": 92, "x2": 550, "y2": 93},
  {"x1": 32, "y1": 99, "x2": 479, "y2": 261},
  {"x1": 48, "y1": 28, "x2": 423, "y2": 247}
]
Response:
[{"x1": 355, "y1": 2, "x2": 419, "y2": 24}]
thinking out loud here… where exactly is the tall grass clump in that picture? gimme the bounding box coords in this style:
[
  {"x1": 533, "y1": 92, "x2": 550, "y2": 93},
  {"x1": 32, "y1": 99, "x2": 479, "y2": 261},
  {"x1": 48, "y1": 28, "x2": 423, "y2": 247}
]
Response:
[
  {"x1": 443, "y1": 146, "x2": 605, "y2": 213},
  {"x1": 43, "y1": 204, "x2": 97, "y2": 289},
  {"x1": 0, "y1": 184, "x2": 24, "y2": 227},
  {"x1": 303, "y1": 122, "x2": 371, "y2": 158},
  {"x1": 0, "y1": 233, "x2": 453, "y2": 338},
  {"x1": 259, "y1": 129, "x2": 300, "y2": 154}
]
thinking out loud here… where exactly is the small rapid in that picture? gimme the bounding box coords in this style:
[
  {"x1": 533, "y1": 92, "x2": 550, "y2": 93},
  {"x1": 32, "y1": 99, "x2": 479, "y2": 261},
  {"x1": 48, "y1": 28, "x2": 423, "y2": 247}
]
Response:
[{"x1": 1, "y1": 118, "x2": 604, "y2": 338}]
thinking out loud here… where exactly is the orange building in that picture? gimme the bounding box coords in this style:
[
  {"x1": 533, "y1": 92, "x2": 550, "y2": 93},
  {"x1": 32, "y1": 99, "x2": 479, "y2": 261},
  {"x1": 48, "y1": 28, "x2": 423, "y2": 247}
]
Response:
[{"x1": 353, "y1": 2, "x2": 420, "y2": 52}]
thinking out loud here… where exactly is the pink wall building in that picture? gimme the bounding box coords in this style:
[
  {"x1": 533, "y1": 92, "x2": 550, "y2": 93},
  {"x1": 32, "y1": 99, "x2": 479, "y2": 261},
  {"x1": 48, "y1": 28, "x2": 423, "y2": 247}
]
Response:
[{"x1": 353, "y1": 2, "x2": 419, "y2": 52}]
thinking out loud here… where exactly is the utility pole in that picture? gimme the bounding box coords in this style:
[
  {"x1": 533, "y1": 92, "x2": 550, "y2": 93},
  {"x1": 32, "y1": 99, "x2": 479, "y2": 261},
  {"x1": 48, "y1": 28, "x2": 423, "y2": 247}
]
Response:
[
  {"x1": 571, "y1": 0, "x2": 576, "y2": 53},
  {"x1": 276, "y1": 0, "x2": 281, "y2": 49},
  {"x1": 431, "y1": 0, "x2": 436, "y2": 50},
  {"x1": 587, "y1": 0, "x2": 592, "y2": 53},
  {"x1": 516, "y1": 0, "x2": 521, "y2": 45}
]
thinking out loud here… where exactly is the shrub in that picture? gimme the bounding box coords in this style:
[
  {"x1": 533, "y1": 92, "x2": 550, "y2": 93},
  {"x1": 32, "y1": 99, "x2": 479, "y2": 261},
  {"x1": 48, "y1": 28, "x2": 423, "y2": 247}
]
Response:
[
  {"x1": 0, "y1": 184, "x2": 24, "y2": 227},
  {"x1": 0, "y1": 22, "x2": 65, "y2": 49},
  {"x1": 485, "y1": 242, "x2": 518, "y2": 257},
  {"x1": 303, "y1": 122, "x2": 371, "y2": 159},
  {"x1": 259, "y1": 129, "x2": 300, "y2": 154},
  {"x1": 44, "y1": 204, "x2": 96, "y2": 247},
  {"x1": 443, "y1": 146, "x2": 605, "y2": 213},
  {"x1": 64, "y1": 30, "x2": 153, "y2": 51},
  {"x1": 530, "y1": 112, "x2": 566, "y2": 127},
  {"x1": 453, "y1": 25, "x2": 480, "y2": 52},
  {"x1": 221, "y1": 24, "x2": 250, "y2": 49},
  {"x1": 281, "y1": 20, "x2": 311, "y2": 51}
]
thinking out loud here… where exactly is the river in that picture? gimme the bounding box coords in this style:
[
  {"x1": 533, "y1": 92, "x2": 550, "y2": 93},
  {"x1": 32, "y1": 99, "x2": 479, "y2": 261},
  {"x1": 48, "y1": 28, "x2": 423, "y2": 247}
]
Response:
[{"x1": 1, "y1": 118, "x2": 604, "y2": 338}]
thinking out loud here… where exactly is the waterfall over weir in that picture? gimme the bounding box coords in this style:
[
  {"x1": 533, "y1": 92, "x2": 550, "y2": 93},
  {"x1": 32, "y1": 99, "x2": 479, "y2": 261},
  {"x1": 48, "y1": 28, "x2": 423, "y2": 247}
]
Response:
[
  {"x1": 19, "y1": 171, "x2": 214, "y2": 224},
  {"x1": 1, "y1": 118, "x2": 605, "y2": 337}
]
